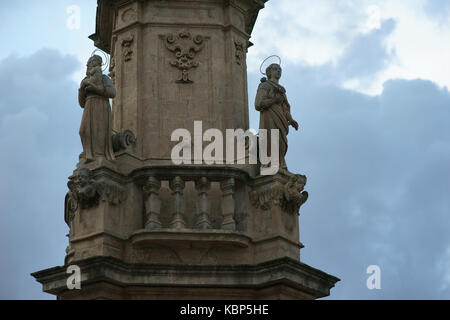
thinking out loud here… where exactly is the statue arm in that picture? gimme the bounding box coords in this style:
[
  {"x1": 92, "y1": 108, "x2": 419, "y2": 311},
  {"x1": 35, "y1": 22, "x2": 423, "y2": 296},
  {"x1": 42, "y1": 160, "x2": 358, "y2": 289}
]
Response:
[
  {"x1": 78, "y1": 87, "x2": 86, "y2": 108},
  {"x1": 102, "y1": 76, "x2": 116, "y2": 99},
  {"x1": 284, "y1": 98, "x2": 299, "y2": 130},
  {"x1": 285, "y1": 101, "x2": 294, "y2": 122},
  {"x1": 255, "y1": 84, "x2": 275, "y2": 111}
]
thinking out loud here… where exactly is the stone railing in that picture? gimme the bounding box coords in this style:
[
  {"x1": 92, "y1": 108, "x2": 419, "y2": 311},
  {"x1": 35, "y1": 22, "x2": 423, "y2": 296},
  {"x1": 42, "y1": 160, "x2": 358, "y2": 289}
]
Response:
[{"x1": 131, "y1": 166, "x2": 251, "y2": 233}]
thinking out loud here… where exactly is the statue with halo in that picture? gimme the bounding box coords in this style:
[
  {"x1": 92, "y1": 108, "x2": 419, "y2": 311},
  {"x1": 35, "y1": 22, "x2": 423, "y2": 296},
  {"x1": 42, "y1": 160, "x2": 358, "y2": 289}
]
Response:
[
  {"x1": 255, "y1": 56, "x2": 299, "y2": 171},
  {"x1": 78, "y1": 54, "x2": 116, "y2": 163}
]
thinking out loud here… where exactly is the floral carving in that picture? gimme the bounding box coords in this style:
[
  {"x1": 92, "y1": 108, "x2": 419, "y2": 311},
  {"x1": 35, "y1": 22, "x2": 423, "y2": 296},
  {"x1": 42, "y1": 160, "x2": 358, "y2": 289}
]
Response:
[
  {"x1": 234, "y1": 40, "x2": 245, "y2": 65},
  {"x1": 165, "y1": 31, "x2": 204, "y2": 83},
  {"x1": 122, "y1": 34, "x2": 134, "y2": 62}
]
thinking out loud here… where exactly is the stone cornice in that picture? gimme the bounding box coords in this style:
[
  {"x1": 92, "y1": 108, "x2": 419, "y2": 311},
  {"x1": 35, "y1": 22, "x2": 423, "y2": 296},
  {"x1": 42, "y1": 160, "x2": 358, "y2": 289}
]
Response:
[
  {"x1": 31, "y1": 256, "x2": 340, "y2": 298},
  {"x1": 90, "y1": 0, "x2": 269, "y2": 53}
]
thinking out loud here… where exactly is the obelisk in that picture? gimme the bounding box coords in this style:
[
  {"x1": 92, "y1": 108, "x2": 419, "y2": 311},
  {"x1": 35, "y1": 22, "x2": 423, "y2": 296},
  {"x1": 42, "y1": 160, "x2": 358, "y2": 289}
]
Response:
[{"x1": 32, "y1": 0, "x2": 339, "y2": 300}]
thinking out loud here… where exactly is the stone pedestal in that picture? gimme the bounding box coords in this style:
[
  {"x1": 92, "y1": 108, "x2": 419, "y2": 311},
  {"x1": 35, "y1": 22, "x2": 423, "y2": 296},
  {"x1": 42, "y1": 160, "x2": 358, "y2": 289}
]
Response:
[{"x1": 32, "y1": 0, "x2": 339, "y2": 300}]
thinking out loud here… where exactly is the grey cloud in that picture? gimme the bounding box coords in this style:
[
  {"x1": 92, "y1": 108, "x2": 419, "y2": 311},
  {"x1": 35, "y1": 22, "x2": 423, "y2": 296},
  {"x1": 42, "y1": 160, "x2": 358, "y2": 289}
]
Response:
[
  {"x1": 0, "y1": 49, "x2": 81, "y2": 299},
  {"x1": 425, "y1": 0, "x2": 450, "y2": 22},
  {"x1": 337, "y1": 19, "x2": 397, "y2": 80},
  {"x1": 247, "y1": 62, "x2": 450, "y2": 299}
]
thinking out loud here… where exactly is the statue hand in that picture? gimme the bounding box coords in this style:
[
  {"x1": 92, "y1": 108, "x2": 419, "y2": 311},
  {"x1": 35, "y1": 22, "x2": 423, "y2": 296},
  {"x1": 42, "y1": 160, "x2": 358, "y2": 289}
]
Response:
[
  {"x1": 85, "y1": 84, "x2": 95, "y2": 93},
  {"x1": 80, "y1": 78, "x2": 89, "y2": 89},
  {"x1": 85, "y1": 84, "x2": 104, "y2": 95},
  {"x1": 291, "y1": 120, "x2": 299, "y2": 131}
]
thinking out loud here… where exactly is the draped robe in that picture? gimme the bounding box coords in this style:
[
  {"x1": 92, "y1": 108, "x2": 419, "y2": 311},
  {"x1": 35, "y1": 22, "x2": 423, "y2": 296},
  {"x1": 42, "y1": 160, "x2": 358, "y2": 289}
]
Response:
[
  {"x1": 78, "y1": 75, "x2": 116, "y2": 162},
  {"x1": 255, "y1": 79, "x2": 292, "y2": 170}
]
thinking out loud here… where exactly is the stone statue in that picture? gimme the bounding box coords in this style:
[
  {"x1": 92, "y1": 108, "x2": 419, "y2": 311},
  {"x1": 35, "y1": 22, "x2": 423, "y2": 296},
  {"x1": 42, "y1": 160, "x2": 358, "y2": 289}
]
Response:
[
  {"x1": 78, "y1": 55, "x2": 116, "y2": 163},
  {"x1": 255, "y1": 63, "x2": 299, "y2": 171}
]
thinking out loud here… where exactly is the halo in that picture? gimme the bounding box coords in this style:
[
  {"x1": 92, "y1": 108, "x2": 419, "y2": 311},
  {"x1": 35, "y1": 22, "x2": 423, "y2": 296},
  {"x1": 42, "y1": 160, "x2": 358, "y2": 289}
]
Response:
[
  {"x1": 90, "y1": 49, "x2": 110, "y2": 72},
  {"x1": 260, "y1": 55, "x2": 282, "y2": 75}
]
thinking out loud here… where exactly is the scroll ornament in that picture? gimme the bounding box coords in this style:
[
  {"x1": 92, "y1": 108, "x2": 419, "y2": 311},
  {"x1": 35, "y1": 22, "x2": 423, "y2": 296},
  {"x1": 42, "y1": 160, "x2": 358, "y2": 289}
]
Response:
[{"x1": 165, "y1": 31, "x2": 204, "y2": 83}]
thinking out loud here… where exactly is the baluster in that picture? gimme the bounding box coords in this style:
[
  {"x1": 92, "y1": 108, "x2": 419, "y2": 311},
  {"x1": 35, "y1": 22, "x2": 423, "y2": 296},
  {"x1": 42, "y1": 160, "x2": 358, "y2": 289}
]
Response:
[
  {"x1": 195, "y1": 177, "x2": 211, "y2": 229},
  {"x1": 221, "y1": 178, "x2": 236, "y2": 231},
  {"x1": 169, "y1": 176, "x2": 186, "y2": 229},
  {"x1": 143, "y1": 176, "x2": 162, "y2": 230}
]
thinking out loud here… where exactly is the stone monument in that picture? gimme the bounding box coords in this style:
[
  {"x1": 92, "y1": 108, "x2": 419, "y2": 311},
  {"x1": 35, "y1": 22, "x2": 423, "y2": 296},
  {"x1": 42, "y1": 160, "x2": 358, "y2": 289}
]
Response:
[{"x1": 32, "y1": 0, "x2": 339, "y2": 300}]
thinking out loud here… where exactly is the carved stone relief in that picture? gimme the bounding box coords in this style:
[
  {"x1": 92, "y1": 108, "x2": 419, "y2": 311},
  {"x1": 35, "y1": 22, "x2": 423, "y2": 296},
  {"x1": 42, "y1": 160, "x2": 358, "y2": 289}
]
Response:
[
  {"x1": 66, "y1": 168, "x2": 126, "y2": 212},
  {"x1": 283, "y1": 174, "x2": 309, "y2": 214},
  {"x1": 121, "y1": 8, "x2": 137, "y2": 24},
  {"x1": 234, "y1": 40, "x2": 245, "y2": 65},
  {"x1": 250, "y1": 175, "x2": 309, "y2": 215},
  {"x1": 122, "y1": 34, "x2": 134, "y2": 62},
  {"x1": 112, "y1": 130, "x2": 137, "y2": 153},
  {"x1": 164, "y1": 30, "x2": 204, "y2": 83}
]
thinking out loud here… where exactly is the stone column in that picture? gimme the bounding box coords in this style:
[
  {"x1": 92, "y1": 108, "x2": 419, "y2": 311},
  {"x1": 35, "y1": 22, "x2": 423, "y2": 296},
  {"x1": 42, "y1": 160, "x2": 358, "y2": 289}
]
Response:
[
  {"x1": 143, "y1": 176, "x2": 162, "y2": 230},
  {"x1": 169, "y1": 176, "x2": 186, "y2": 229},
  {"x1": 195, "y1": 177, "x2": 211, "y2": 229},
  {"x1": 220, "y1": 177, "x2": 236, "y2": 231}
]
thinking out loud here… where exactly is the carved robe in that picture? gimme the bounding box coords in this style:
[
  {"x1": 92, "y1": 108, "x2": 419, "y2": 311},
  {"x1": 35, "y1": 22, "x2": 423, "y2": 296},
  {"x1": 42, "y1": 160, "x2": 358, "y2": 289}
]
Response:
[
  {"x1": 255, "y1": 79, "x2": 291, "y2": 169},
  {"x1": 78, "y1": 75, "x2": 116, "y2": 162}
]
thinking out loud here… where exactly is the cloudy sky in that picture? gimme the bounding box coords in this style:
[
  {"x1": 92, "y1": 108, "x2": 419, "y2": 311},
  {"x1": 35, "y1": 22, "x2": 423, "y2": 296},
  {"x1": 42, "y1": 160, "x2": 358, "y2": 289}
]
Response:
[{"x1": 0, "y1": 0, "x2": 449, "y2": 299}]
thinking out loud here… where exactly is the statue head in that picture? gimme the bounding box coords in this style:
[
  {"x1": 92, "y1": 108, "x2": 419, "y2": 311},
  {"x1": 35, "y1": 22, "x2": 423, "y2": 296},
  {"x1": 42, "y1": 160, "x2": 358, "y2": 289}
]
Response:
[
  {"x1": 77, "y1": 168, "x2": 93, "y2": 187},
  {"x1": 86, "y1": 55, "x2": 103, "y2": 75},
  {"x1": 266, "y1": 63, "x2": 282, "y2": 81}
]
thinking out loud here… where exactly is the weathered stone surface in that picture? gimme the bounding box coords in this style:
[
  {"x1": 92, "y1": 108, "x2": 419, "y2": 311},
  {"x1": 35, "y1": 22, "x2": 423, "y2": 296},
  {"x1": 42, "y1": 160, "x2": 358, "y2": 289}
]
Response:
[
  {"x1": 112, "y1": 130, "x2": 136, "y2": 154},
  {"x1": 250, "y1": 174, "x2": 308, "y2": 215},
  {"x1": 65, "y1": 168, "x2": 126, "y2": 212},
  {"x1": 32, "y1": 256, "x2": 339, "y2": 300}
]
